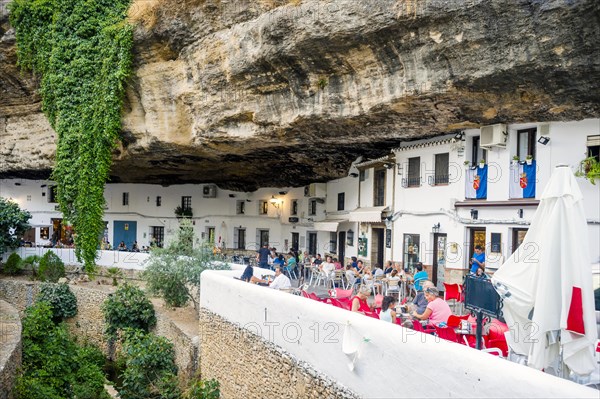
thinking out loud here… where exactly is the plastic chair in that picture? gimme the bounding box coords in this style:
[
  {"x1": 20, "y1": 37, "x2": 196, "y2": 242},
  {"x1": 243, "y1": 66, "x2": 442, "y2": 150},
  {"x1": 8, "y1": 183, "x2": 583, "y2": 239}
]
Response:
[
  {"x1": 386, "y1": 279, "x2": 400, "y2": 299},
  {"x1": 374, "y1": 294, "x2": 384, "y2": 309},
  {"x1": 332, "y1": 269, "x2": 347, "y2": 289},
  {"x1": 308, "y1": 292, "x2": 326, "y2": 302},
  {"x1": 443, "y1": 283, "x2": 462, "y2": 314},
  {"x1": 435, "y1": 326, "x2": 463, "y2": 344},
  {"x1": 412, "y1": 319, "x2": 435, "y2": 334},
  {"x1": 334, "y1": 288, "x2": 353, "y2": 299},
  {"x1": 446, "y1": 314, "x2": 469, "y2": 328},
  {"x1": 284, "y1": 264, "x2": 297, "y2": 280},
  {"x1": 364, "y1": 311, "x2": 380, "y2": 320}
]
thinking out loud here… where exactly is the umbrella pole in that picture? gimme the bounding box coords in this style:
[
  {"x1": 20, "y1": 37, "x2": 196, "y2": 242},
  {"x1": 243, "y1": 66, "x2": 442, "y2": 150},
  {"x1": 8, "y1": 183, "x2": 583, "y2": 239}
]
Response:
[{"x1": 475, "y1": 311, "x2": 484, "y2": 350}]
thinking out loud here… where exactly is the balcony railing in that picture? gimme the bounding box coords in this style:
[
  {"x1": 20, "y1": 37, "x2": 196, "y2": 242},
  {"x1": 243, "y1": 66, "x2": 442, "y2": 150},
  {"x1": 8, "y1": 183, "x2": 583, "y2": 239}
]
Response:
[
  {"x1": 402, "y1": 177, "x2": 421, "y2": 188},
  {"x1": 428, "y1": 174, "x2": 449, "y2": 186}
]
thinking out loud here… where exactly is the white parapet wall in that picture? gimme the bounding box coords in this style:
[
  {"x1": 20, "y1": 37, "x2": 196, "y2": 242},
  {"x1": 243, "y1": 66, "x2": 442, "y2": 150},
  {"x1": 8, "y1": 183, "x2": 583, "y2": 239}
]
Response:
[
  {"x1": 200, "y1": 270, "x2": 598, "y2": 398},
  {"x1": 3, "y1": 247, "x2": 150, "y2": 270}
]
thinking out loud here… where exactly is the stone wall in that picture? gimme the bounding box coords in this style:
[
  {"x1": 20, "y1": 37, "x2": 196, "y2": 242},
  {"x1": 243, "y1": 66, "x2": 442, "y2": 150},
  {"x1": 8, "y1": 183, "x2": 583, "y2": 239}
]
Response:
[
  {"x1": 199, "y1": 309, "x2": 358, "y2": 399},
  {"x1": 0, "y1": 279, "x2": 197, "y2": 387},
  {"x1": 0, "y1": 300, "x2": 21, "y2": 399}
]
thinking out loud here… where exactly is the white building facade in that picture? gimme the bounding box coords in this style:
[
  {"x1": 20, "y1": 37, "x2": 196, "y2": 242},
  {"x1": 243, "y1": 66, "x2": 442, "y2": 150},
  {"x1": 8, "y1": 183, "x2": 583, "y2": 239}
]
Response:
[{"x1": 1, "y1": 119, "x2": 598, "y2": 279}]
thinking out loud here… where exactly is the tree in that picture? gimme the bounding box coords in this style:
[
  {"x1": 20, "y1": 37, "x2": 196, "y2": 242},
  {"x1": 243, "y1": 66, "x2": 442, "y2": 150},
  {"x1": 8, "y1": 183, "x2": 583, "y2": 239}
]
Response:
[
  {"x1": 0, "y1": 197, "x2": 31, "y2": 256},
  {"x1": 143, "y1": 219, "x2": 229, "y2": 309}
]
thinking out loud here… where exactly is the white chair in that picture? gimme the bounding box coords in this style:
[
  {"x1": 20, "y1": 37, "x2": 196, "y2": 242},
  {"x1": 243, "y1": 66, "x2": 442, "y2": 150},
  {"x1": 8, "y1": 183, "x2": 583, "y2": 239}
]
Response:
[{"x1": 386, "y1": 279, "x2": 400, "y2": 300}]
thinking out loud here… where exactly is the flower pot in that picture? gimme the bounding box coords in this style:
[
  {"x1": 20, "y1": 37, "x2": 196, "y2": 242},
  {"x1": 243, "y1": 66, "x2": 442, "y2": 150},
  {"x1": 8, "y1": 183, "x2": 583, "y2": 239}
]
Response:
[
  {"x1": 479, "y1": 163, "x2": 485, "y2": 169},
  {"x1": 526, "y1": 159, "x2": 533, "y2": 165}
]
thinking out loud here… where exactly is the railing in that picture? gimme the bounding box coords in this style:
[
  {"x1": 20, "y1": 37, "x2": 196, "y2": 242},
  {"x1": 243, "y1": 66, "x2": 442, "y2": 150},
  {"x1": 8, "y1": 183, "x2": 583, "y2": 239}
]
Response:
[
  {"x1": 402, "y1": 177, "x2": 421, "y2": 188},
  {"x1": 428, "y1": 175, "x2": 449, "y2": 186}
]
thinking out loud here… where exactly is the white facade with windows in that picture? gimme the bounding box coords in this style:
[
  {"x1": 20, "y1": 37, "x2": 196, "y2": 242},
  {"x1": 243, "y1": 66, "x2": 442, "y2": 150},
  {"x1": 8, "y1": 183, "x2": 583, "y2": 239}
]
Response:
[{"x1": 2, "y1": 119, "x2": 598, "y2": 277}]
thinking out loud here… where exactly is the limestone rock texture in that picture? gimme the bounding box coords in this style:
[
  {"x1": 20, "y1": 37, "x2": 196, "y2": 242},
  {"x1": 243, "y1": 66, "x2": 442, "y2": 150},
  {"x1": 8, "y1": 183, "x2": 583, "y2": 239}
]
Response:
[{"x1": 1, "y1": 0, "x2": 599, "y2": 190}]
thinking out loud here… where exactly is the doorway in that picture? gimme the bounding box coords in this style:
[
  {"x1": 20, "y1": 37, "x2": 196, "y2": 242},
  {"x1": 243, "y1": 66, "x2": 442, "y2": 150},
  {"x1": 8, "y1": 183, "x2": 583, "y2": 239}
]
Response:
[
  {"x1": 469, "y1": 227, "x2": 486, "y2": 268},
  {"x1": 235, "y1": 228, "x2": 246, "y2": 250},
  {"x1": 338, "y1": 231, "x2": 346, "y2": 263},
  {"x1": 433, "y1": 233, "x2": 447, "y2": 289},
  {"x1": 258, "y1": 229, "x2": 269, "y2": 248},
  {"x1": 308, "y1": 232, "x2": 317, "y2": 255},
  {"x1": 291, "y1": 232, "x2": 299, "y2": 252},
  {"x1": 371, "y1": 228, "x2": 384, "y2": 268},
  {"x1": 114, "y1": 221, "x2": 137, "y2": 249}
]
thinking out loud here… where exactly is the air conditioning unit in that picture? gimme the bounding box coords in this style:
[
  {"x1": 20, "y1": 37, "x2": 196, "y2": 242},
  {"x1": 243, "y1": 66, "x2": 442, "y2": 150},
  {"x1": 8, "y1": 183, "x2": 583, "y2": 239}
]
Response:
[
  {"x1": 303, "y1": 183, "x2": 326, "y2": 198},
  {"x1": 480, "y1": 124, "x2": 507, "y2": 148},
  {"x1": 288, "y1": 217, "x2": 299, "y2": 223},
  {"x1": 202, "y1": 184, "x2": 217, "y2": 198}
]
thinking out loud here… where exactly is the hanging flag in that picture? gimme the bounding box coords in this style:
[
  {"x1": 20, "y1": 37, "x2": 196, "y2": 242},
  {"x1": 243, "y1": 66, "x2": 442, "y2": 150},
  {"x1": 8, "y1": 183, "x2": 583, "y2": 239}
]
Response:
[
  {"x1": 509, "y1": 161, "x2": 536, "y2": 199},
  {"x1": 465, "y1": 165, "x2": 488, "y2": 199}
]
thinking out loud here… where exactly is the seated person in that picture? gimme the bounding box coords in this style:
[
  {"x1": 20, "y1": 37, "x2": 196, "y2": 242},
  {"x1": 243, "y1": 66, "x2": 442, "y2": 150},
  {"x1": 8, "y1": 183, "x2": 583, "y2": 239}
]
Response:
[
  {"x1": 356, "y1": 259, "x2": 366, "y2": 274},
  {"x1": 333, "y1": 257, "x2": 343, "y2": 270},
  {"x1": 251, "y1": 267, "x2": 291, "y2": 290},
  {"x1": 411, "y1": 286, "x2": 452, "y2": 326},
  {"x1": 386, "y1": 270, "x2": 401, "y2": 295},
  {"x1": 117, "y1": 241, "x2": 127, "y2": 251},
  {"x1": 351, "y1": 285, "x2": 372, "y2": 314},
  {"x1": 312, "y1": 254, "x2": 323, "y2": 266},
  {"x1": 350, "y1": 256, "x2": 359, "y2": 271},
  {"x1": 362, "y1": 266, "x2": 374, "y2": 289},
  {"x1": 286, "y1": 254, "x2": 298, "y2": 274},
  {"x1": 240, "y1": 264, "x2": 254, "y2": 282},
  {"x1": 411, "y1": 262, "x2": 428, "y2": 291},
  {"x1": 379, "y1": 296, "x2": 398, "y2": 323},
  {"x1": 132, "y1": 241, "x2": 140, "y2": 252},
  {"x1": 383, "y1": 260, "x2": 394, "y2": 275},
  {"x1": 345, "y1": 264, "x2": 359, "y2": 286},
  {"x1": 411, "y1": 280, "x2": 434, "y2": 314},
  {"x1": 475, "y1": 266, "x2": 489, "y2": 279},
  {"x1": 320, "y1": 255, "x2": 336, "y2": 280},
  {"x1": 273, "y1": 254, "x2": 286, "y2": 269}
]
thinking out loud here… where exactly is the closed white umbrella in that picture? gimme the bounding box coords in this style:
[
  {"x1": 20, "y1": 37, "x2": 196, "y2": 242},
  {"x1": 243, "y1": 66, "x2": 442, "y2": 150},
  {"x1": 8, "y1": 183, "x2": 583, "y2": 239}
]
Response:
[{"x1": 493, "y1": 165, "x2": 597, "y2": 375}]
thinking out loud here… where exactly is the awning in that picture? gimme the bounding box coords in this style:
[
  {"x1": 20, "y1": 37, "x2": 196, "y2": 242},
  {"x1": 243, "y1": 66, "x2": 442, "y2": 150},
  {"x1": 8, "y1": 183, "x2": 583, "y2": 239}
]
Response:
[
  {"x1": 312, "y1": 219, "x2": 348, "y2": 232},
  {"x1": 348, "y1": 207, "x2": 389, "y2": 223}
]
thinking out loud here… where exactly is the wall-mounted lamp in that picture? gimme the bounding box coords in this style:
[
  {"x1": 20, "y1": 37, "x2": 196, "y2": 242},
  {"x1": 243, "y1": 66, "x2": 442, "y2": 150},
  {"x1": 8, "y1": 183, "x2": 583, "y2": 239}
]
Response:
[
  {"x1": 454, "y1": 131, "x2": 465, "y2": 140},
  {"x1": 517, "y1": 208, "x2": 524, "y2": 218},
  {"x1": 346, "y1": 229, "x2": 354, "y2": 246},
  {"x1": 349, "y1": 172, "x2": 359, "y2": 178},
  {"x1": 246, "y1": 199, "x2": 252, "y2": 202},
  {"x1": 278, "y1": 191, "x2": 288, "y2": 195},
  {"x1": 470, "y1": 209, "x2": 479, "y2": 220},
  {"x1": 383, "y1": 162, "x2": 395, "y2": 170},
  {"x1": 432, "y1": 223, "x2": 441, "y2": 233},
  {"x1": 537, "y1": 136, "x2": 550, "y2": 145},
  {"x1": 269, "y1": 195, "x2": 281, "y2": 208},
  {"x1": 14, "y1": 182, "x2": 21, "y2": 186},
  {"x1": 229, "y1": 194, "x2": 236, "y2": 198}
]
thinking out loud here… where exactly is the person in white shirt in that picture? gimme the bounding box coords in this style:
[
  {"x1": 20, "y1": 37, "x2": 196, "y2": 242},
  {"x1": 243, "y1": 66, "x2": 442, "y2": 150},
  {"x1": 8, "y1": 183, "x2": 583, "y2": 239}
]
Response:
[
  {"x1": 320, "y1": 255, "x2": 336, "y2": 280},
  {"x1": 269, "y1": 267, "x2": 292, "y2": 290}
]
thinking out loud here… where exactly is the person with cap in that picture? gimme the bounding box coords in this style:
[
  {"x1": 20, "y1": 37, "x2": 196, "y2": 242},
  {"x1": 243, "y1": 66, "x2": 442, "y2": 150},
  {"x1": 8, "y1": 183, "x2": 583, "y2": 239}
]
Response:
[{"x1": 411, "y1": 286, "x2": 452, "y2": 327}]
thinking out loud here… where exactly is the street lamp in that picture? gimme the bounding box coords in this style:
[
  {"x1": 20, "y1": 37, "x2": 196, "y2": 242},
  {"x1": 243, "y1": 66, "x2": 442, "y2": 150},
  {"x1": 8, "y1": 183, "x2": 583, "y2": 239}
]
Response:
[{"x1": 432, "y1": 223, "x2": 441, "y2": 233}]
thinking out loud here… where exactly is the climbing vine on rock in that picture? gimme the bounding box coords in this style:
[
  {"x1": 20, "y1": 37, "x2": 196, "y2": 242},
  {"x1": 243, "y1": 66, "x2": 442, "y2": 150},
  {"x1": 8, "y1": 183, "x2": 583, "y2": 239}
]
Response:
[{"x1": 9, "y1": 0, "x2": 134, "y2": 272}]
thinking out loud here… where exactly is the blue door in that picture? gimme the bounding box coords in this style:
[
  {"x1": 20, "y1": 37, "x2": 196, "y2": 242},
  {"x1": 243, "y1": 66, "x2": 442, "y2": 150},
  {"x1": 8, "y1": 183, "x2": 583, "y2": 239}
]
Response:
[{"x1": 113, "y1": 221, "x2": 137, "y2": 250}]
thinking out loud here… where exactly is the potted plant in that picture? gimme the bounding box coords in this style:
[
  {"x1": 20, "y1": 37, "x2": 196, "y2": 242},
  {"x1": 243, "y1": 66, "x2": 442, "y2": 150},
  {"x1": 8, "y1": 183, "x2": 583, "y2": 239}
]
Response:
[
  {"x1": 525, "y1": 155, "x2": 533, "y2": 165},
  {"x1": 575, "y1": 156, "x2": 600, "y2": 185},
  {"x1": 174, "y1": 206, "x2": 193, "y2": 219},
  {"x1": 478, "y1": 159, "x2": 486, "y2": 168},
  {"x1": 463, "y1": 160, "x2": 471, "y2": 169},
  {"x1": 512, "y1": 155, "x2": 520, "y2": 165}
]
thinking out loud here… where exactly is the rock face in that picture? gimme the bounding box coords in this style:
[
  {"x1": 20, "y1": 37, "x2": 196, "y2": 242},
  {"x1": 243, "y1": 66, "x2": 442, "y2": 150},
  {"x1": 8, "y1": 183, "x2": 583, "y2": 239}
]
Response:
[{"x1": 1, "y1": 0, "x2": 600, "y2": 190}]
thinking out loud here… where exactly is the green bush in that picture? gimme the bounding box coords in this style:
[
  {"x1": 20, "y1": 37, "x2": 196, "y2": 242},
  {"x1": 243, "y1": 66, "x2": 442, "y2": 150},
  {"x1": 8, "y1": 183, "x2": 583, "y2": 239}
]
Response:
[
  {"x1": 16, "y1": 301, "x2": 109, "y2": 399},
  {"x1": 37, "y1": 283, "x2": 78, "y2": 321},
  {"x1": 3, "y1": 252, "x2": 23, "y2": 275},
  {"x1": 37, "y1": 251, "x2": 65, "y2": 282},
  {"x1": 22, "y1": 255, "x2": 41, "y2": 277},
  {"x1": 118, "y1": 329, "x2": 180, "y2": 399},
  {"x1": 102, "y1": 283, "x2": 156, "y2": 339},
  {"x1": 183, "y1": 378, "x2": 221, "y2": 399},
  {"x1": 144, "y1": 219, "x2": 229, "y2": 309}
]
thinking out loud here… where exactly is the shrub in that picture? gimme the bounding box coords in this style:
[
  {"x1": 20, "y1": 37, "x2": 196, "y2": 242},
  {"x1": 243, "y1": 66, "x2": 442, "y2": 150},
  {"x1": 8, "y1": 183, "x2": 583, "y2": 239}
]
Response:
[
  {"x1": 118, "y1": 329, "x2": 180, "y2": 399},
  {"x1": 37, "y1": 251, "x2": 65, "y2": 282},
  {"x1": 183, "y1": 378, "x2": 221, "y2": 399},
  {"x1": 144, "y1": 219, "x2": 229, "y2": 309},
  {"x1": 102, "y1": 283, "x2": 156, "y2": 339},
  {"x1": 106, "y1": 266, "x2": 123, "y2": 286},
  {"x1": 37, "y1": 283, "x2": 78, "y2": 321},
  {"x1": 16, "y1": 301, "x2": 109, "y2": 399},
  {"x1": 3, "y1": 252, "x2": 23, "y2": 275},
  {"x1": 22, "y1": 255, "x2": 41, "y2": 277},
  {"x1": 0, "y1": 197, "x2": 31, "y2": 256}
]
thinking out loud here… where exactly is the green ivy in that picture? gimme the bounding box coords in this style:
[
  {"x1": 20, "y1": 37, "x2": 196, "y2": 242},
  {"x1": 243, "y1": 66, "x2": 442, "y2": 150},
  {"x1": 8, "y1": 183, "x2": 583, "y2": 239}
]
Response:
[{"x1": 9, "y1": 0, "x2": 134, "y2": 273}]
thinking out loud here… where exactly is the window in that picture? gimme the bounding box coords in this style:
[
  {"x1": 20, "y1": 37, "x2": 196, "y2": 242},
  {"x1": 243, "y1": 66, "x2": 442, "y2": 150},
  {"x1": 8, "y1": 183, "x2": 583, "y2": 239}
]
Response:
[
  {"x1": 259, "y1": 200, "x2": 268, "y2": 215},
  {"x1": 471, "y1": 136, "x2": 486, "y2": 165},
  {"x1": 27, "y1": 195, "x2": 31, "y2": 202},
  {"x1": 511, "y1": 228, "x2": 528, "y2": 255},
  {"x1": 156, "y1": 196, "x2": 162, "y2": 207},
  {"x1": 291, "y1": 200, "x2": 298, "y2": 215},
  {"x1": 586, "y1": 135, "x2": 600, "y2": 161},
  {"x1": 122, "y1": 192, "x2": 129, "y2": 206},
  {"x1": 235, "y1": 228, "x2": 246, "y2": 250},
  {"x1": 374, "y1": 169, "x2": 386, "y2": 206},
  {"x1": 517, "y1": 128, "x2": 536, "y2": 160},
  {"x1": 330, "y1": 232, "x2": 337, "y2": 254},
  {"x1": 337, "y1": 193, "x2": 345, "y2": 211},
  {"x1": 309, "y1": 199, "x2": 317, "y2": 216},
  {"x1": 434, "y1": 153, "x2": 450, "y2": 185},
  {"x1": 403, "y1": 234, "x2": 420, "y2": 273},
  {"x1": 48, "y1": 185, "x2": 58, "y2": 203},
  {"x1": 359, "y1": 169, "x2": 366, "y2": 182},
  {"x1": 181, "y1": 196, "x2": 192, "y2": 211},
  {"x1": 151, "y1": 226, "x2": 164, "y2": 247},
  {"x1": 407, "y1": 157, "x2": 421, "y2": 187},
  {"x1": 236, "y1": 200, "x2": 245, "y2": 215},
  {"x1": 40, "y1": 227, "x2": 50, "y2": 240}
]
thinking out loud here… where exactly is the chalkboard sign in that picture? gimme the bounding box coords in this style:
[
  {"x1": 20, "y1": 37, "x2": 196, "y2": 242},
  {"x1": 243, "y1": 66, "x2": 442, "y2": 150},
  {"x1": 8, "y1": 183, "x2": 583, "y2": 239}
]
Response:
[
  {"x1": 491, "y1": 233, "x2": 502, "y2": 253},
  {"x1": 385, "y1": 229, "x2": 392, "y2": 248}
]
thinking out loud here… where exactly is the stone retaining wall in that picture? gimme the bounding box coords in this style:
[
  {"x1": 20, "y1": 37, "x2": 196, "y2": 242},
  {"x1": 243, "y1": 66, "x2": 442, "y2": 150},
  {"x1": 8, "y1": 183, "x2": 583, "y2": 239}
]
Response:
[
  {"x1": 0, "y1": 279, "x2": 197, "y2": 388},
  {"x1": 198, "y1": 309, "x2": 359, "y2": 399},
  {"x1": 0, "y1": 300, "x2": 21, "y2": 399}
]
